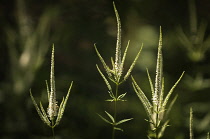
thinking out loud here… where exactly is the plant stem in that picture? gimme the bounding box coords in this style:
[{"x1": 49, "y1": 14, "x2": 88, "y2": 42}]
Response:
[
  {"x1": 112, "y1": 83, "x2": 119, "y2": 139},
  {"x1": 155, "y1": 105, "x2": 159, "y2": 139},
  {"x1": 51, "y1": 120, "x2": 55, "y2": 139},
  {"x1": 52, "y1": 127, "x2": 55, "y2": 139}
]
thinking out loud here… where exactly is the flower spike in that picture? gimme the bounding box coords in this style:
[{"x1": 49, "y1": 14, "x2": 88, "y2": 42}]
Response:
[{"x1": 30, "y1": 44, "x2": 73, "y2": 128}]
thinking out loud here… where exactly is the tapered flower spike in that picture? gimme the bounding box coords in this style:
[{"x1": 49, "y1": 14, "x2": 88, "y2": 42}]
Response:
[
  {"x1": 113, "y1": 1, "x2": 122, "y2": 77},
  {"x1": 153, "y1": 26, "x2": 163, "y2": 106},
  {"x1": 132, "y1": 27, "x2": 185, "y2": 138},
  {"x1": 48, "y1": 44, "x2": 58, "y2": 120},
  {"x1": 30, "y1": 44, "x2": 73, "y2": 128},
  {"x1": 94, "y1": 2, "x2": 143, "y2": 85}
]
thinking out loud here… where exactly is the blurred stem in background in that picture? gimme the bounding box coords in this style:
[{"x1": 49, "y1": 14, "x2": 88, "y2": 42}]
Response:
[
  {"x1": 2, "y1": 0, "x2": 59, "y2": 137},
  {"x1": 5, "y1": 0, "x2": 58, "y2": 95}
]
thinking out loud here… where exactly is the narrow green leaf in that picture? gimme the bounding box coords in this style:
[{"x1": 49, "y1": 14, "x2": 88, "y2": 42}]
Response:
[
  {"x1": 190, "y1": 107, "x2": 194, "y2": 139},
  {"x1": 96, "y1": 64, "x2": 112, "y2": 92},
  {"x1": 105, "y1": 111, "x2": 115, "y2": 123},
  {"x1": 98, "y1": 113, "x2": 112, "y2": 125},
  {"x1": 114, "y1": 127, "x2": 123, "y2": 132},
  {"x1": 116, "y1": 118, "x2": 133, "y2": 125},
  {"x1": 55, "y1": 81, "x2": 73, "y2": 126},
  {"x1": 162, "y1": 71, "x2": 185, "y2": 109},
  {"x1": 108, "y1": 91, "x2": 115, "y2": 99},
  {"x1": 123, "y1": 44, "x2": 143, "y2": 83},
  {"x1": 105, "y1": 99, "x2": 115, "y2": 102},
  {"x1": 94, "y1": 44, "x2": 112, "y2": 77},
  {"x1": 158, "y1": 120, "x2": 169, "y2": 138},
  {"x1": 117, "y1": 93, "x2": 127, "y2": 99},
  {"x1": 165, "y1": 94, "x2": 178, "y2": 118}
]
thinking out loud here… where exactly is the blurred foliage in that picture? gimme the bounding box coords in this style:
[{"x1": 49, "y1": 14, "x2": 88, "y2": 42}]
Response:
[{"x1": 0, "y1": 0, "x2": 210, "y2": 139}]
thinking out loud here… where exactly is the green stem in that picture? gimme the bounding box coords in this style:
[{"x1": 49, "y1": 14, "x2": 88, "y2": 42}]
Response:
[
  {"x1": 155, "y1": 105, "x2": 159, "y2": 139},
  {"x1": 52, "y1": 127, "x2": 55, "y2": 139},
  {"x1": 51, "y1": 120, "x2": 55, "y2": 139},
  {"x1": 112, "y1": 83, "x2": 119, "y2": 139}
]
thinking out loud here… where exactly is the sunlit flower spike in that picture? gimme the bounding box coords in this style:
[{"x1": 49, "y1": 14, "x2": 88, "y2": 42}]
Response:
[{"x1": 30, "y1": 44, "x2": 73, "y2": 128}]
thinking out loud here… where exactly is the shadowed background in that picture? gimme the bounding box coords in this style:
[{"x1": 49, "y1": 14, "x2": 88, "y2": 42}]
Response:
[{"x1": 0, "y1": 0, "x2": 210, "y2": 138}]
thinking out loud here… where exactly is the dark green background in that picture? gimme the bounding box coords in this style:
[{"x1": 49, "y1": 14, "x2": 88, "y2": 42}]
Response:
[{"x1": 0, "y1": 0, "x2": 210, "y2": 138}]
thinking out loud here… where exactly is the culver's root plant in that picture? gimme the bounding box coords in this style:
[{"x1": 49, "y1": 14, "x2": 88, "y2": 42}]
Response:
[
  {"x1": 30, "y1": 45, "x2": 73, "y2": 139},
  {"x1": 94, "y1": 2, "x2": 143, "y2": 139},
  {"x1": 132, "y1": 27, "x2": 185, "y2": 139}
]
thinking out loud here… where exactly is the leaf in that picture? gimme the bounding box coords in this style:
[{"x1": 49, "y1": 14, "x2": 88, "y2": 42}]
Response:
[
  {"x1": 94, "y1": 44, "x2": 112, "y2": 78},
  {"x1": 105, "y1": 111, "x2": 115, "y2": 123},
  {"x1": 117, "y1": 93, "x2": 127, "y2": 100},
  {"x1": 165, "y1": 94, "x2": 178, "y2": 118},
  {"x1": 123, "y1": 44, "x2": 143, "y2": 83},
  {"x1": 105, "y1": 99, "x2": 115, "y2": 102},
  {"x1": 158, "y1": 120, "x2": 170, "y2": 138},
  {"x1": 108, "y1": 91, "x2": 115, "y2": 99},
  {"x1": 162, "y1": 71, "x2": 185, "y2": 109},
  {"x1": 55, "y1": 81, "x2": 73, "y2": 126},
  {"x1": 114, "y1": 127, "x2": 123, "y2": 132},
  {"x1": 116, "y1": 118, "x2": 133, "y2": 125},
  {"x1": 96, "y1": 64, "x2": 112, "y2": 92},
  {"x1": 98, "y1": 113, "x2": 112, "y2": 125}
]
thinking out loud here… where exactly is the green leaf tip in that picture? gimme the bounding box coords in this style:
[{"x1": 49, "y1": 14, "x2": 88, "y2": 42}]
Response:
[{"x1": 116, "y1": 118, "x2": 133, "y2": 126}]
